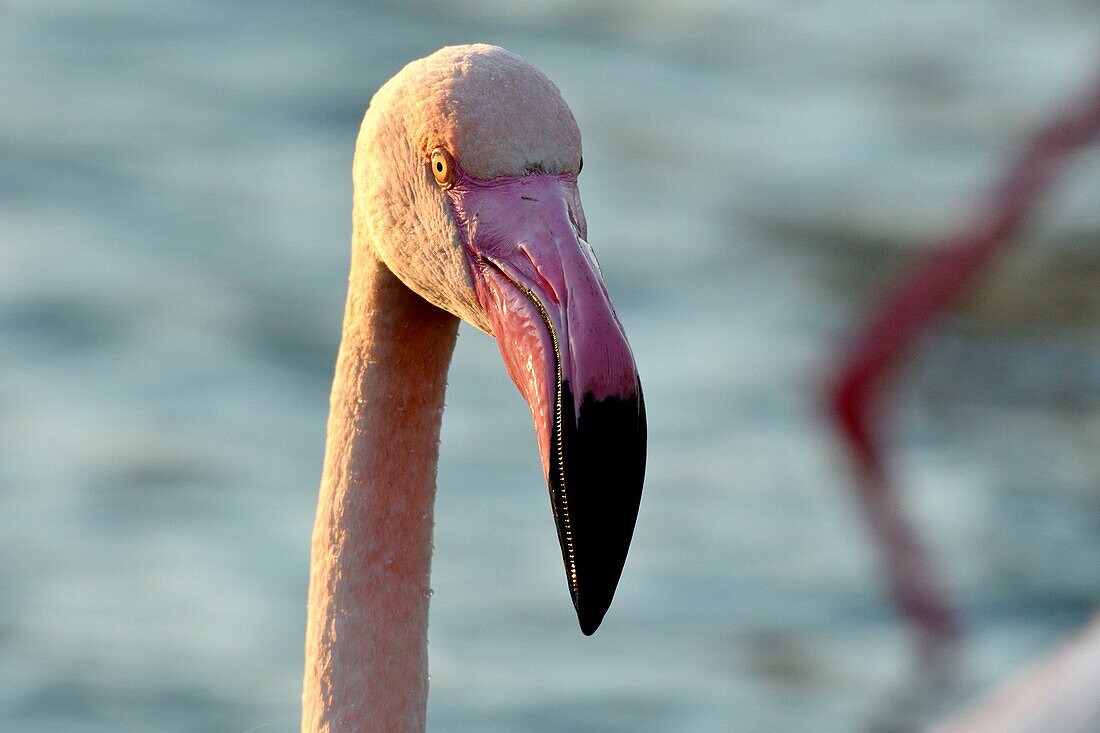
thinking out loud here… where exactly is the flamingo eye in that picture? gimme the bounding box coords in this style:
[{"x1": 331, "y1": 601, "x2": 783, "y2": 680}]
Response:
[{"x1": 430, "y1": 148, "x2": 454, "y2": 186}]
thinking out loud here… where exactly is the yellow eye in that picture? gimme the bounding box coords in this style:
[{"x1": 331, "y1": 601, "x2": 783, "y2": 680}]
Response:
[{"x1": 430, "y1": 148, "x2": 454, "y2": 186}]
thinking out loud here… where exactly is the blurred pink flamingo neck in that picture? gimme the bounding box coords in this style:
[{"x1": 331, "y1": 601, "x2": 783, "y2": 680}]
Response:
[
  {"x1": 302, "y1": 241, "x2": 458, "y2": 732},
  {"x1": 827, "y1": 70, "x2": 1100, "y2": 667}
]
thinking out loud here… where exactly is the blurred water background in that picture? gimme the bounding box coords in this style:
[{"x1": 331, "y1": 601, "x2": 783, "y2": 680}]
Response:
[{"x1": 2, "y1": 1, "x2": 1100, "y2": 731}]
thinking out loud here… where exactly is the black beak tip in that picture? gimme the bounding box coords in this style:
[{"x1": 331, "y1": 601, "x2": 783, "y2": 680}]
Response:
[
  {"x1": 571, "y1": 575, "x2": 616, "y2": 636},
  {"x1": 577, "y1": 606, "x2": 604, "y2": 636},
  {"x1": 552, "y1": 382, "x2": 647, "y2": 638}
]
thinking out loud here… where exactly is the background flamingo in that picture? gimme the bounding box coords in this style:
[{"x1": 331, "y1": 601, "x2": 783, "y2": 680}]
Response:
[
  {"x1": 828, "y1": 65, "x2": 1100, "y2": 667},
  {"x1": 931, "y1": 612, "x2": 1100, "y2": 732},
  {"x1": 827, "y1": 55, "x2": 1100, "y2": 731}
]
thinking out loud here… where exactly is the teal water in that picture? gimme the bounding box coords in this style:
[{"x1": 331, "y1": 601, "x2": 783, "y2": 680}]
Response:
[{"x1": 2, "y1": 1, "x2": 1100, "y2": 730}]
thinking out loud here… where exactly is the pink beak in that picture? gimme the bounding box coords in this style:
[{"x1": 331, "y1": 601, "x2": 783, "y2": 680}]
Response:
[{"x1": 448, "y1": 172, "x2": 646, "y2": 635}]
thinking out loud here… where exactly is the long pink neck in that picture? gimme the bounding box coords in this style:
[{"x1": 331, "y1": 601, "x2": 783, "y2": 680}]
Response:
[{"x1": 302, "y1": 244, "x2": 458, "y2": 732}]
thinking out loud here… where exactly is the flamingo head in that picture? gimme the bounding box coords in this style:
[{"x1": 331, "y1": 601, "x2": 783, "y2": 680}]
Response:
[{"x1": 354, "y1": 44, "x2": 645, "y2": 635}]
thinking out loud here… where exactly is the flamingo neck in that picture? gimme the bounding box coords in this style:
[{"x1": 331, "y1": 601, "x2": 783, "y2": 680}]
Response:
[{"x1": 302, "y1": 244, "x2": 458, "y2": 733}]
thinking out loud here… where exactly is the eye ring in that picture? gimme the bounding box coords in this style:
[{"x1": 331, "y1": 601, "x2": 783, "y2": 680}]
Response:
[{"x1": 430, "y1": 148, "x2": 455, "y2": 186}]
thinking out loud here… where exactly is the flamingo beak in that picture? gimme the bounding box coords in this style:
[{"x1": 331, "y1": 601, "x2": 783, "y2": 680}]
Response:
[{"x1": 448, "y1": 173, "x2": 646, "y2": 635}]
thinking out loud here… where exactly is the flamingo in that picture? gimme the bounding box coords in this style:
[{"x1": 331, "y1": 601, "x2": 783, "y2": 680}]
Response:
[
  {"x1": 827, "y1": 66, "x2": 1100, "y2": 667},
  {"x1": 930, "y1": 613, "x2": 1100, "y2": 732},
  {"x1": 301, "y1": 45, "x2": 646, "y2": 732}
]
